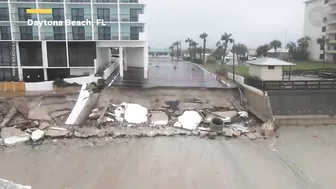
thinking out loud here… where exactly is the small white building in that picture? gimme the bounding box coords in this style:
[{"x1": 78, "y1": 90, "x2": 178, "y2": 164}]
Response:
[{"x1": 247, "y1": 58, "x2": 295, "y2": 80}]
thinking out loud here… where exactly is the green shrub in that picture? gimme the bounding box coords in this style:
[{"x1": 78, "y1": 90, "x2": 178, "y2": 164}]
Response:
[
  {"x1": 53, "y1": 78, "x2": 80, "y2": 88},
  {"x1": 206, "y1": 56, "x2": 217, "y2": 64}
]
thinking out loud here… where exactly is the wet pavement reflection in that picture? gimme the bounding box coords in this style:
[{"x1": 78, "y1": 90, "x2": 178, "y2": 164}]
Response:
[{"x1": 110, "y1": 59, "x2": 231, "y2": 88}]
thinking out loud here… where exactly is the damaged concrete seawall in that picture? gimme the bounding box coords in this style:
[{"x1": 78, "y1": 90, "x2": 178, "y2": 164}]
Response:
[
  {"x1": 268, "y1": 90, "x2": 336, "y2": 126},
  {"x1": 238, "y1": 86, "x2": 273, "y2": 122}
]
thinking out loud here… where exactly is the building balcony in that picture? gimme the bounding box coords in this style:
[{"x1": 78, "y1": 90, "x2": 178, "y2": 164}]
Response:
[
  {"x1": 326, "y1": 49, "x2": 336, "y2": 53},
  {"x1": 329, "y1": 39, "x2": 336, "y2": 43},
  {"x1": 66, "y1": 14, "x2": 92, "y2": 21},
  {"x1": 120, "y1": 32, "x2": 146, "y2": 41},
  {"x1": 0, "y1": 33, "x2": 12, "y2": 40},
  {"x1": 41, "y1": 32, "x2": 66, "y2": 40},
  {"x1": 92, "y1": 0, "x2": 117, "y2": 3},
  {"x1": 327, "y1": 19, "x2": 336, "y2": 24},
  {"x1": 120, "y1": 14, "x2": 145, "y2": 23},
  {"x1": 328, "y1": 0, "x2": 336, "y2": 5},
  {"x1": 326, "y1": 29, "x2": 336, "y2": 34},
  {"x1": 327, "y1": 9, "x2": 336, "y2": 14},
  {"x1": 38, "y1": 0, "x2": 63, "y2": 3},
  {"x1": 94, "y1": 33, "x2": 119, "y2": 40},
  {"x1": 10, "y1": 0, "x2": 36, "y2": 2},
  {"x1": 120, "y1": 0, "x2": 139, "y2": 3},
  {"x1": 67, "y1": 32, "x2": 92, "y2": 40},
  {"x1": 65, "y1": 0, "x2": 90, "y2": 2},
  {"x1": 13, "y1": 32, "x2": 39, "y2": 40},
  {"x1": 93, "y1": 14, "x2": 118, "y2": 22},
  {"x1": 11, "y1": 13, "x2": 38, "y2": 22}
]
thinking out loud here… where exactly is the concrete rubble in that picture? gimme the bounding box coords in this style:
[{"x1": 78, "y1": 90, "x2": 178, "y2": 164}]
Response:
[{"x1": 0, "y1": 93, "x2": 265, "y2": 147}]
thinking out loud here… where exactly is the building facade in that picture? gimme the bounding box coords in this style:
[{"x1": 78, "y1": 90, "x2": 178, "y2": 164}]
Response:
[{"x1": 0, "y1": 0, "x2": 148, "y2": 82}]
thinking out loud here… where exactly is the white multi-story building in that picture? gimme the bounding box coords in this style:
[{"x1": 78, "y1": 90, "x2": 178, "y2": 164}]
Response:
[
  {"x1": 303, "y1": 0, "x2": 336, "y2": 62},
  {"x1": 0, "y1": 0, "x2": 148, "y2": 82}
]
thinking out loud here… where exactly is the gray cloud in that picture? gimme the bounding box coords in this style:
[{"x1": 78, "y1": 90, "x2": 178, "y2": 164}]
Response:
[{"x1": 146, "y1": 0, "x2": 305, "y2": 49}]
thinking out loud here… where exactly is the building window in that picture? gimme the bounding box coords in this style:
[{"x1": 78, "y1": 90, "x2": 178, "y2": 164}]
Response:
[
  {"x1": 130, "y1": 26, "x2": 142, "y2": 40},
  {"x1": 71, "y1": 8, "x2": 84, "y2": 21},
  {"x1": 320, "y1": 54, "x2": 325, "y2": 60},
  {"x1": 53, "y1": 26, "x2": 65, "y2": 40},
  {"x1": 322, "y1": 26, "x2": 326, "y2": 32},
  {"x1": 333, "y1": 54, "x2": 336, "y2": 61},
  {"x1": 69, "y1": 42, "x2": 95, "y2": 67},
  {"x1": 72, "y1": 26, "x2": 85, "y2": 40},
  {"x1": 52, "y1": 8, "x2": 64, "y2": 21},
  {"x1": 19, "y1": 42, "x2": 43, "y2": 66},
  {"x1": 0, "y1": 8, "x2": 9, "y2": 21},
  {"x1": 70, "y1": 0, "x2": 89, "y2": 2},
  {"x1": 18, "y1": 8, "x2": 31, "y2": 21},
  {"x1": 20, "y1": 26, "x2": 33, "y2": 40},
  {"x1": 98, "y1": 26, "x2": 111, "y2": 40},
  {"x1": 320, "y1": 43, "x2": 325, "y2": 50},
  {"x1": 323, "y1": 17, "x2": 327, "y2": 22},
  {"x1": 130, "y1": 8, "x2": 142, "y2": 22},
  {"x1": 0, "y1": 68, "x2": 19, "y2": 82},
  {"x1": 268, "y1": 66, "x2": 275, "y2": 69},
  {"x1": 0, "y1": 26, "x2": 11, "y2": 40},
  {"x1": 0, "y1": 42, "x2": 12, "y2": 66},
  {"x1": 97, "y1": 8, "x2": 110, "y2": 21}
]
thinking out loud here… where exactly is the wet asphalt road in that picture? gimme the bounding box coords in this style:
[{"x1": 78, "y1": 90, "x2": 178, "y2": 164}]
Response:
[{"x1": 1, "y1": 125, "x2": 335, "y2": 189}]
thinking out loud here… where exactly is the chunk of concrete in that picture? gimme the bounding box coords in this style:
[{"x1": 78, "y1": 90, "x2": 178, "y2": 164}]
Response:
[
  {"x1": 0, "y1": 107, "x2": 18, "y2": 128},
  {"x1": 124, "y1": 103, "x2": 148, "y2": 124},
  {"x1": 177, "y1": 111, "x2": 202, "y2": 130},
  {"x1": 45, "y1": 127, "x2": 71, "y2": 138},
  {"x1": 245, "y1": 133, "x2": 257, "y2": 140},
  {"x1": 31, "y1": 129, "x2": 44, "y2": 141},
  {"x1": 28, "y1": 107, "x2": 52, "y2": 121},
  {"x1": 39, "y1": 122, "x2": 50, "y2": 130},
  {"x1": 151, "y1": 111, "x2": 168, "y2": 126},
  {"x1": 224, "y1": 129, "x2": 234, "y2": 137},
  {"x1": 259, "y1": 119, "x2": 275, "y2": 138},
  {"x1": 0, "y1": 178, "x2": 32, "y2": 189},
  {"x1": 213, "y1": 111, "x2": 238, "y2": 118},
  {"x1": 254, "y1": 132, "x2": 263, "y2": 139},
  {"x1": 233, "y1": 130, "x2": 241, "y2": 137},
  {"x1": 50, "y1": 110, "x2": 70, "y2": 118},
  {"x1": 1, "y1": 127, "x2": 30, "y2": 146}
]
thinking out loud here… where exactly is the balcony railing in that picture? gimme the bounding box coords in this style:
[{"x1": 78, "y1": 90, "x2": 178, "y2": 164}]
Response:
[
  {"x1": 40, "y1": 14, "x2": 65, "y2": 21},
  {"x1": 0, "y1": 33, "x2": 11, "y2": 40},
  {"x1": 41, "y1": 32, "x2": 66, "y2": 40},
  {"x1": 93, "y1": 14, "x2": 118, "y2": 22},
  {"x1": 11, "y1": 0, "x2": 36, "y2": 2},
  {"x1": 38, "y1": 0, "x2": 64, "y2": 2},
  {"x1": 326, "y1": 29, "x2": 336, "y2": 34},
  {"x1": 67, "y1": 32, "x2": 92, "y2": 40},
  {"x1": 94, "y1": 33, "x2": 118, "y2": 40},
  {"x1": 66, "y1": 14, "x2": 92, "y2": 21},
  {"x1": 120, "y1": 32, "x2": 140, "y2": 40},
  {"x1": 11, "y1": 13, "x2": 38, "y2": 21},
  {"x1": 120, "y1": 14, "x2": 139, "y2": 22},
  {"x1": 0, "y1": 16, "x2": 10, "y2": 21},
  {"x1": 13, "y1": 32, "x2": 39, "y2": 40},
  {"x1": 93, "y1": 0, "x2": 117, "y2": 2},
  {"x1": 66, "y1": 0, "x2": 90, "y2": 2},
  {"x1": 120, "y1": 0, "x2": 138, "y2": 3}
]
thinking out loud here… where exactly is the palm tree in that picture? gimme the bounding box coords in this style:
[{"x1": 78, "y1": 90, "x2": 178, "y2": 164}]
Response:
[
  {"x1": 221, "y1": 33, "x2": 234, "y2": 67},
  {"x1": 169, "y1": 45, "x2": 174, "y2": 60},
  {"x1": 173, "y1": 41, "x2": 181, "y2": 59},
  {"x1": 185, "y1": 38, "x2": 193, "y2": 57},
  {"x1": 270, "y1": 40, "x2": 282, "y2": 53},
  {"x1": 200, "y1": 32, "x2": 208, "y2": 63},
  {"x1": 317, "y1": 36, "x2": 329, "y2": 62},
  {"x1": 216, "y1": 41, "x2": 222, "y2": 47},
  {"x1": 286, "y1": 42, "x2": 297, "y2": 62}
]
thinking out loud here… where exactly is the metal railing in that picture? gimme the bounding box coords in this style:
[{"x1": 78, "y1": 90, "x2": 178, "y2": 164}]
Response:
[
  {"x1": 120, "y1": 32, "x2": 139, "y2": 40},
  {"x1": 120, "y1": 14, "x2": 139, "y2": 22},
  {"x1": 93, "y1": 14, "x2": 118, "y2": 22},
  {"x1": 94, "y1": 33, "x2": 118, "y2": 40},
  {"x1": 38, "y1": 0, "x2": 64, "y2": 2},
  {"x1": 39, "y1": 15, "x2": 65, "y2": 21},
  {"x1": 93, "y1": 0, "x2": 117, "y2": 2},
  {"x1": 0, "y1": 33, "x2": 11, "y2": 40},
  {"x1": 11, "y1": 13, "x2": 38, "y2": 21},
  {"x1": 40, "y1": 32, "x2": 66, "y2": 40},
  {"x1": 66, "y1": 0, "x2": 90, "y2": 2},
  {"x1": 66, "y1": 14, "x2": 92, "y2": 21},
  {"x1": 67, "y1": 32, "x2": 92, "y2": 40},
  {"x1": 120, "y1": 0, "x2": 138, "y2": 3},
  {"x1": 13, "y1": 32, "x2": 39, "y2": 40}
]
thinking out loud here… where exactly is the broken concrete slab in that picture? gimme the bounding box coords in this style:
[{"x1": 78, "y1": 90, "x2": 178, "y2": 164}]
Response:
[
  {"x1": 0, "y1": 178, "x2": 32, "y2": 189},
  {"x1": 124, "y1": 103, "x2": 148, "y2": 124},
  {"x1": 233, "y1": 130, "x2": 241, "y2": 137},
  {"x1": 253, "y1": 132, "x2": 263, "y2": 139},
  {"x1": 213, "y1": 111, "x2": 238, "y2": 118},
  {"x1": 259, "y1": 119, "x2": 275, "y2": 138},
  {"x1": 42, "y1": 103, "x2": 75, "y2": 113},
  {"x1": 77, "y1": 127, "x2": 101, "y2": 138},
  {"x1": 45, "y1": 127, "x2": 71, "y2": 138},
  {"x1": 245, "y1": 133, "x2": 257, "y2": 140},
  {"x1": 28, "y1": 107, "x2": 52, "y2": 121},
  {"x1": 1, "y1": 127, "x2": 30, "y2": 146},
  {"x1": 31, "y1": 129, "x2": 44, "y2": 141},
  {"x1": 16, "y1": 103, "x2": 29, "y2": 118},
  {"x1": 161, "y1": 128, "x2": 176, "y2": 136},
  {"x1": 39, "y1": 122, "x2": 50, "y2": 130},
  {"x1": 151, "y1": 111, "x2": 168, "y2": 126},
  {"x1": 89, "y1": 113, "x2": 100, "y2": 120},
  {"x1": 177, "y1": 110, "x2": 202, "y2": 130},
  {"x1": 224, "y1": 129, "x2": 234, "y2": 137},
  {"x1": 0, "y1": 107, "x2": 18, "y2": 128},
  {"x1": 50, "y1": 110, "x2": 70, "y2": 119}
]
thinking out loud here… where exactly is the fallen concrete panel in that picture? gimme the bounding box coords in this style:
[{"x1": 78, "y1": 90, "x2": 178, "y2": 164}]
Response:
[
  {"x1": 28, "y1": 107, "x2": 52, "y2": 121},
  {"x1": 1, "y1": 127, "x2": 30, "y2": 146},
  {"x1": 0, "y1": 107, "x2": 17, "y2": 128},
  {"x1": 124, "y1": 103, "x2": 148, "y2": 124},
  {"x1": 50, "y1": 110, "x2": 70, "y2": 118},
  {"x1": 151, "y1": 111, "x2": 168, "y2": 126}
]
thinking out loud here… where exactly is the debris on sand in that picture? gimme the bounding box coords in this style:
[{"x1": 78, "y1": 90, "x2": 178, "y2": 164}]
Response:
[
  {"x1": 45, "y1": 127, "x2": 71, "y2": 138},
  {"x1": 124, "y1": 103, "x2": 148, "y2": 124},
  {"x1": 0, "y1": 178, "x2": 32, "y2": 189},
  {"x1": 0, "y1": 107, "x2": 18, "y2": 128},
  {"x1": 31, "y1": 129, "x2": 45, "y2": 141},
  {"x1": 177, "y1": 110, "x2": 202, "y2": 130},
  {"x1": 150, "y1": 111, "x2": 168, "y2": 126}
]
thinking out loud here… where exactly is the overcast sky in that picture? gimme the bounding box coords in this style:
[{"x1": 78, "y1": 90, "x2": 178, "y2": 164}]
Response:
[{"x1": 146, "y1": 0, "x2": 305, "y2": 49}]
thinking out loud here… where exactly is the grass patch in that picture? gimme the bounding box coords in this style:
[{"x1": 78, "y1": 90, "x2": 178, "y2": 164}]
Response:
[
  {"x1": 201, "y1": 63, "x2": 249, "y2": 77},
  {"x1": 292, "y1": 61, "x2": 336, "y2": 70}
]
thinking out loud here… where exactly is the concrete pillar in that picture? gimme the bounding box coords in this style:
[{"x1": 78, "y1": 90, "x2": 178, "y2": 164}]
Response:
[
  {"x1": 143, "y1": 43, "x2": 149, "y2": 79},
  {"x1": 119, "y1": 47, "x2": 123, "y2": 77},
  {"x1": 41, "y1": 41, "x2": 48, "y2": 80},
  {"x1": 15, "y1": 42, "x2": 23, "y2": 81},
  {"x1": 124, "y1": 47, "x2": 127, "y2": 71}
]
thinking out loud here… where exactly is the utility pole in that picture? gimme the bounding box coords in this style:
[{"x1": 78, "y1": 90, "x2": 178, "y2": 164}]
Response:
[{"x1": 232, "y1": 40, "x2": 235, "y2": 82}]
